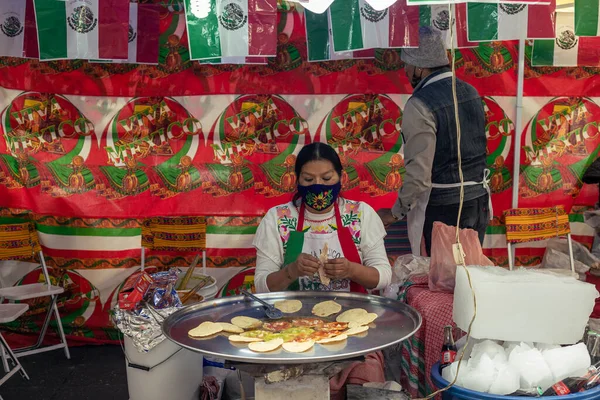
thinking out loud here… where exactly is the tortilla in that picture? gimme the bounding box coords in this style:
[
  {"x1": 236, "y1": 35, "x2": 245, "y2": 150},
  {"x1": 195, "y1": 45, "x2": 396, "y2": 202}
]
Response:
[
  {"x1": 318, "y1": 243, "x2": 331, "y2": 286},
  {"x1": 348, "y1": 313, "x2": 378, "y2": 328},
  {"x1": 274, "y1": 300, "x2": 303, "y2": 314},
  {"x1": 282, "y1": 340, "x2": 315, "y2": 353},
  {"x1": 218, "y1": 322, "x2": 244, "y2": 333},
  {"x1": 188, "y1": 321, "x2": 223, "y2": 338},
  {"x1": 312, "y1": 300, "x2": 342, "y2": 317},
  {"x1": 345, "y1": 325, "x2": 369, "y2": 336},
  {"x1": 248, "y1": 338, "x2": 284, "y2": 353},
  {"x1": 231, "y1": 316, "x2": 262, "y2": 329},
  {"x1": 228, "y1": 335, "x2": 262, "y2": 343},
  {"x1": 336, "y1": 308, "x2": 368, "y2": 323},
  {"x1": 316, "y1": 334, "x2": 348, "y2": 344}
]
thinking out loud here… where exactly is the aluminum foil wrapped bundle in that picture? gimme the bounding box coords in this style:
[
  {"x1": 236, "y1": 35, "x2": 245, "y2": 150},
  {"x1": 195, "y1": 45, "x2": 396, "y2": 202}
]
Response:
[
  {"x1": 113, "y1": 304, "x2": 180, "y2": 353},
  {"x1": 147, "y1": 269, "x2": 182, "y2": 309}
]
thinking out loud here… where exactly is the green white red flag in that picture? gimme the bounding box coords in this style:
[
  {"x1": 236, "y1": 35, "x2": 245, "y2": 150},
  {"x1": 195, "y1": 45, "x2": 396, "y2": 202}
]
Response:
[
  {"x1": 304, "y1": 9, "x2": 374, "y2": 62},
  {"x1": 575, "y1": 0, "x2": 600, "y2": 36},
  {"x1": 467, "y1": 1, "x2": 556, "y2": 42},
  {"x1": 91, "y1": 3, "x2": 160, "y2": 64},
  {"x1": 420, "y1": 4, "x2": 477, "y2": 49},
  {"x1": 33, "y1": 0, "x2": 129, "y2": 61},
  {"x1": 0, "y1": 0, "x2": 26, "y2": 57},
  {"x1": 329, "y1": 0, "x2": 420, "y2": 52},
  {"x1": 532, "y1": 12, "x2": 600, "y2": 67},
  {"x1": 184, "y1": 0, "x2": 277, "y2": 61}
]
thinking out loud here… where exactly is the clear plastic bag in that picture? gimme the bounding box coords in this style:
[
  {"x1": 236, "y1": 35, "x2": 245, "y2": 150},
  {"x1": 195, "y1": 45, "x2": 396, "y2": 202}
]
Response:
[
  {"x1": 541, "y1": 238, "x2": 596, "y2": 280},
  {"x1": 429, "y1": 221, "x2": 494, "y2": 293}
]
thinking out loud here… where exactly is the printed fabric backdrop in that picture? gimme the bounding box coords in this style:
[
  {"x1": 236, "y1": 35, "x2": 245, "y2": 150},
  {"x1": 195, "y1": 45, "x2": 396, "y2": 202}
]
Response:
[{"x1": 0, "y1": 2, "x2": 598, "y2": 343}]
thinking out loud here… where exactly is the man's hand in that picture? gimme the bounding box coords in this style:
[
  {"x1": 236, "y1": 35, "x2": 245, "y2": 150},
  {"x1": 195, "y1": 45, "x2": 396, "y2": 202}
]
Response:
[
  {"x1": 377, "y1": 208, "x2": 398, "y2": 227},
  {"x1": 289, "y1": 253, "x2": 321, "y2": 278},
  {"x1": 324, "y1": 258, "x2": 356, "y2": 280}
]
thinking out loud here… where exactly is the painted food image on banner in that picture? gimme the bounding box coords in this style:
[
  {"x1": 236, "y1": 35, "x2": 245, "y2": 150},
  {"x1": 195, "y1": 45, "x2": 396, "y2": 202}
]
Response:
[
  {"x1": 315, "y1": 94, "x2": 404, "y2": 197},
  {"x1": 519, "y1": 97, "x2": 600, "y2": 208},
  {"x1": 203, "y1": 94, "x2": 309, "y2": 197},
  {"x1": 97, "y1": 97, "x2": 202, "y2": 200},
  {"x1": 3, "y1": 266, "x2": 101, "y2": 338},
  {"x1": 0, "y1": 92, "x2": 96, "y2": 196}
]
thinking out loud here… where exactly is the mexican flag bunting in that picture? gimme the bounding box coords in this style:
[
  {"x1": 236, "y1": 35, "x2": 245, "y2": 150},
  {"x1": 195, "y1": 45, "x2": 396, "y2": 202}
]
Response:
[
  {"x1": 467, "y1": 1, "x2": 555, "y2": 42},
  {"x1": 184, "y1": 0, "x2": 277, "y2": 61},
  {"x1": 200, "y1": 56, "x2": 268, "y2": 64},
  {"x1": 575, "y1": 0, "x2": 600, "y2": 36},
  {"x1": 532, "y1": 12, "x2": 600, "y2": 67},
  {"x1": 126, "y1": 2, "x2": 160, "y2": 64},
  {"x1": 304, "y1": 9, "x2": 374, "y2": 62},
  {"x1": 33, "y1": 0, "x2": 129, "y2": 61},
  {"x1": 0, "y1": 0, "x2": 26, "y2": 57},
  {"x1": 421, "y1": 4, "x2": 477, "y2": 49},
  {"x1": 329, "y1": 0, "x2": 420, "y2": 52},
  {"x1": 23, "y1": 0, "x2": 38, "y2": 58}
]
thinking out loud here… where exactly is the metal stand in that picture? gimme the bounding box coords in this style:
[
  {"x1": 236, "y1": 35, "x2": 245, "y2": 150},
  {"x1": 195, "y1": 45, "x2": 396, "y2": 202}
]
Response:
[
  {"x1": 12, "y1": 294, "x2": 70, "y2": 359},
  {"x1": 226, "y1": 358, "x2": 362, "y2": 400},
  {"x1": 0, "y1": 331, "x2": 29, "y2": 386}
]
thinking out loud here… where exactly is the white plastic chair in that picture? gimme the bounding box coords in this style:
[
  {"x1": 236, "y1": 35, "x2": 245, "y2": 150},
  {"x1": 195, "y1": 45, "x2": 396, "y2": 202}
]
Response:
[
  {"x1": 0, "y1": 217, "x2": 70, "y2": 364},
  {"x1": 0, "y1": 303, "x2": 30, "y2": 391}
]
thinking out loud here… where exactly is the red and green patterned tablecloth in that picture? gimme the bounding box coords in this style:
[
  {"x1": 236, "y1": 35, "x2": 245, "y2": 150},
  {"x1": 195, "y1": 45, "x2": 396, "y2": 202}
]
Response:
[{"x1": 399, "y1": 275, "x2": 455, "y2": 398}]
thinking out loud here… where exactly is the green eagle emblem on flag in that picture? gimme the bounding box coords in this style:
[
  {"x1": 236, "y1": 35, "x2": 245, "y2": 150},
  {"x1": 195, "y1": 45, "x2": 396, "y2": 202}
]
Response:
[
  {"x1": 219, "y1": 3, "x2": 247, "y2": 31},
  {"x1": 67, "y1": 6, "x2": 98, "y2": 34},
  {"x1": 128, "y1": 24, "x2": 136, "y2": 43},
  {"x1": 499, "y1": 4, "x2": 526, "y2": 15},
  {"x1": 0, "y1": 16, "x2": 23, "y2": 38},
  {"x1": 433, "y1": 10, "x2": 450, "y2": 31},
  {"x1": 556, "y1": 28, "x2": 578, "y2": 50},
  {"x1": 360, "y1": 3, "x2": 388, "y2": 23}
]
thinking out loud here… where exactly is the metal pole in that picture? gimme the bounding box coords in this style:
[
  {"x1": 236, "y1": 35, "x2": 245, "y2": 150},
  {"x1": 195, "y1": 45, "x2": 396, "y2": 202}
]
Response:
[{"x1": 512, "y1": 39, "x2": 526, "y2": 208}]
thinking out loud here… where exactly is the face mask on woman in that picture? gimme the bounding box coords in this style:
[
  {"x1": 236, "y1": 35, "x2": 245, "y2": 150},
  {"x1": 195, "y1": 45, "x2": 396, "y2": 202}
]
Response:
[{"x1": 298, "y1": 182, "x2": 341, "y2": 211}]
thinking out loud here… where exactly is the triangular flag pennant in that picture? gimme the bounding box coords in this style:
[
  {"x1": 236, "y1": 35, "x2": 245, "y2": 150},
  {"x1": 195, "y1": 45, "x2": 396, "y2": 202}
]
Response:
[
  {"x1": 329, "y1": 0, "x2": 419, "y2": 52},
  {"x1": 532, "y1": 12, "x2": 600, "y2": 67},
  {"x1": 0, "y1": 0, "x2": 26, "y2": 57},
  {"x1": 33, "y1": 0, "x2": 129, "y2": 61},
  {"x1": 421, "y1": 4, "x2": 477, "y2": 49},
  {"x1": 184, "y1": 0, "x2": 277, "y2": 61},
  {"x1": 467, "y1": 1, "x2": 555, "y2": 42},
  {"x1": 575, "y1": 0, "x2": 600, "y2": 36}
]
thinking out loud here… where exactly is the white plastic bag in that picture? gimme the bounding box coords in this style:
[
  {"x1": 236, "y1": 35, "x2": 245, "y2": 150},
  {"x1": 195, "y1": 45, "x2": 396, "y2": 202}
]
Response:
[
  {"x1": 541, "y1": 238, "x2": 597, "y2": 280},
  {"x1": 392, "y1": 254, "x2": 430, "y2": 285}
]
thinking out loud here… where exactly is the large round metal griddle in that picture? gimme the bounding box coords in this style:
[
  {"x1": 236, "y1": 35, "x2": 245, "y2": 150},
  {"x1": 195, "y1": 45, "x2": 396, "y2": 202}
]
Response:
[{"x1": 162, "y1": 291, "x2": 422, "y2": 364}]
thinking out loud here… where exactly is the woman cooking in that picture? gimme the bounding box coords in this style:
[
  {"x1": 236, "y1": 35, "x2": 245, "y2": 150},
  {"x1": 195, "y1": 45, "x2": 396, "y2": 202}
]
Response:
[{"x1": 253, "y1": 142, "x2": 392, "y2": 294}]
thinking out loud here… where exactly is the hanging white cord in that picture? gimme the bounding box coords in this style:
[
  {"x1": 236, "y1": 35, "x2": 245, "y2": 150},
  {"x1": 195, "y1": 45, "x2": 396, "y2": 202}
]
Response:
[{"x1": 414, "y1": 5, "x2": 478, "y2": 399}]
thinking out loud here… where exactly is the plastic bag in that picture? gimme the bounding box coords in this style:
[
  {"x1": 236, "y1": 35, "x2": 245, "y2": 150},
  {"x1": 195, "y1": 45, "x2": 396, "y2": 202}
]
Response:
[
  {"x1": 429, "y1": 221, "x2": 494, "y2": 293},
  {"x1": 541, "y1": 238, "x2": 597, "y2": 281},
  {"x1": 393, "y1": 254, "x2": 430, "y2": 286}
]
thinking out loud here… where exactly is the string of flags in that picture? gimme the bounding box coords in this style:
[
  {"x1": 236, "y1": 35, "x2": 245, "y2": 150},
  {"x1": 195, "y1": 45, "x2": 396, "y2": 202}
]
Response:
[{"x1": 0, "y1": 0, "x2": 599, "y2": 68}]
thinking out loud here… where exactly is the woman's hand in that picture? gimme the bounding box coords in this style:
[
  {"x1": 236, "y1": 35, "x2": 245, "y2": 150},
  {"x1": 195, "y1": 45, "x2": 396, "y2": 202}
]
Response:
[
  {"x1": 323, "y1": 258, "x2": 356, "y2": 280},
  {"x1": 290, "y1": 253, "x2": 321, "y2": 278}
]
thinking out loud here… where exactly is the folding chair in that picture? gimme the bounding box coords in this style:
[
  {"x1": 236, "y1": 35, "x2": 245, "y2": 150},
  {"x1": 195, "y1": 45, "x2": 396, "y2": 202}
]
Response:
[
  {"x1": 0, "y1": 216, "x2": 70, "y2": 361},
  {"x1": 504, "y1": 206, "x2": 575, "y2": 272},
  {"x1": 0, "y1": 303, "x2": 30, "y2": 392},
  {"x1": 140, "y1": 216, "x2": 207, "y2": 273}
]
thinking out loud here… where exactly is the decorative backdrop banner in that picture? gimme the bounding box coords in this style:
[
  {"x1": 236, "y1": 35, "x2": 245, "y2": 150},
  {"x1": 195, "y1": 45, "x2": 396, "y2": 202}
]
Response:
[{"x1": 0, "y1": 0, "x2": 599, "y2": 344}]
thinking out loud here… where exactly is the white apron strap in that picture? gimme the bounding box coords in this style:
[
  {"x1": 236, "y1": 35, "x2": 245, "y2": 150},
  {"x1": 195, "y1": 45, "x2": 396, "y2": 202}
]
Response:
[{"x1": 431, "y1": 169, "x2": 493, "y2": 220}]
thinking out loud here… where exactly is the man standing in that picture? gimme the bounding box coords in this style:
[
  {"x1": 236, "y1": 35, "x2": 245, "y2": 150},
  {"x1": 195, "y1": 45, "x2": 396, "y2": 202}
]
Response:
[{"x1": 378, "y1": 26, "x2": 490, "y2": 256}]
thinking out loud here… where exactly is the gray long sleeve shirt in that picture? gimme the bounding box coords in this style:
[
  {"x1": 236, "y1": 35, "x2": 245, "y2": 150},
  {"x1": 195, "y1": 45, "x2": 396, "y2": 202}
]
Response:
[{"x1": 391, "y1": 97, "x2": 437, "y2": 220}]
